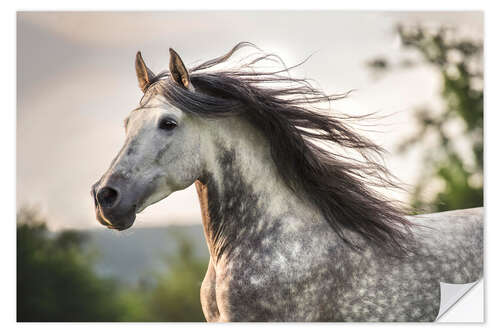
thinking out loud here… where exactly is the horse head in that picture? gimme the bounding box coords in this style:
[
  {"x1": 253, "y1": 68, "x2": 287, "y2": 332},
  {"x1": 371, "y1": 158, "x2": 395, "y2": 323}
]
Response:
[{"x1": 91, "y1": 49, "x2": 204, "y2": 230}]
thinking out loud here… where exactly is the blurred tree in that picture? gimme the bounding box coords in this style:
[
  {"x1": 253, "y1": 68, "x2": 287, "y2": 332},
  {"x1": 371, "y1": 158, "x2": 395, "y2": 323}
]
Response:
[
  {"x1": 17, "y1": 206, "x2": 208, "y2": 322},
  {"x1": 367, "y1": 24, "x2": 483, "y2": 212},
  {"x1": 143, "y1": 234, "x2": 207, "y2": 322},
  {"x1": 115, "y1": 235, "x2": 208, "y2": 322},
  {"x1": 17, "y1": 207, "x2": 126, "y2": 321}
]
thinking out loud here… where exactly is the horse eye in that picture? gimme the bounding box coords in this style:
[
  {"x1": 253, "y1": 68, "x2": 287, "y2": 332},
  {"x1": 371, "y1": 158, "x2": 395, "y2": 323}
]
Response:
[{"x1": 158, "y1": 118, "x2": 177, "y2": 131}]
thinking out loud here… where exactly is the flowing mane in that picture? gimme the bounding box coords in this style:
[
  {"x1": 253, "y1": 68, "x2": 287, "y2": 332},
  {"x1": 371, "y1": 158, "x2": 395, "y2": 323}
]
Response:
[{"x1": 142, "y1": 42, "x2": 414, "y2": 255}]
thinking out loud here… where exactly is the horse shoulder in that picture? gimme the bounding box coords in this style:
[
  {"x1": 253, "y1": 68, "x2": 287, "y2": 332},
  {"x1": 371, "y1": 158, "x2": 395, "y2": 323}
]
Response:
[{"x1": 212, "y1": 216, "x2": 347, "y2": 321}]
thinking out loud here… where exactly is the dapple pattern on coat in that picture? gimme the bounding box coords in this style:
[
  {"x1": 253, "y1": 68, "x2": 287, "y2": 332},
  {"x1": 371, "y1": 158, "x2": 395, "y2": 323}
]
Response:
[
  {"x1": 196, "y1": 132, "x2": 482, "y2": 321},
  {"x1": 91, "y1": 42, "x2": 483, "y2": 322}
]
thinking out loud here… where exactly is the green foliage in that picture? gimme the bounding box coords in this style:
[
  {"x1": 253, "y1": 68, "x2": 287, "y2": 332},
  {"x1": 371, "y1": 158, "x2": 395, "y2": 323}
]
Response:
[
  {"x1": 141, "y1": 235, "x2": 207, "y2": 321},
  {"x1": 17, "y1": 207, "x2": 208, "y2": 322},
  {"x1": 17, "y1": 207, "x2": 126, "y2": 321},
  {"x1": 116, "y1": 235, "x2": 207, "y2": 322},
  {"x1": 367, "y1": 24, "x2": 483, "y2": 213}
]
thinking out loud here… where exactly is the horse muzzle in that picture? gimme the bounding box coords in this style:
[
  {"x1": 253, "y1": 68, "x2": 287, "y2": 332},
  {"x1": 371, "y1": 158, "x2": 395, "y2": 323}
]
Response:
[{"x1": 91, "y1": 182, "x2": 137, "y2": 231}]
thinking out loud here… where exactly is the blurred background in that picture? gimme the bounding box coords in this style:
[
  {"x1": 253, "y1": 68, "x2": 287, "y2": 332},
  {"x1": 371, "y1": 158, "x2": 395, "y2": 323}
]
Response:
[{"x1": 17, "y1": 11, "x2": 483, "y2": 321}]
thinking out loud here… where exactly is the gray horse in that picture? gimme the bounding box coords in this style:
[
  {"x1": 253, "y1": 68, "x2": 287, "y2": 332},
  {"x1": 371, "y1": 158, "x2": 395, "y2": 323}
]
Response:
[{"x1": 91, "y1": 43, "x2": 483, "y2": 322}]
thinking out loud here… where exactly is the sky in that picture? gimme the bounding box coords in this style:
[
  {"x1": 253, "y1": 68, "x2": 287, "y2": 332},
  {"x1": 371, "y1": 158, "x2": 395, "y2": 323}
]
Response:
[{"x1": 16, "y1": 11, "x2": 483, "y2": 230}]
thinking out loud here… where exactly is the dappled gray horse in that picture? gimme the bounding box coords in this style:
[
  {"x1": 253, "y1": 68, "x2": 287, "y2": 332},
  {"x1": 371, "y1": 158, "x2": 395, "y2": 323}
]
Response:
[{"x1": 91, "y1": 43, "x2": 483, "y2": 322}]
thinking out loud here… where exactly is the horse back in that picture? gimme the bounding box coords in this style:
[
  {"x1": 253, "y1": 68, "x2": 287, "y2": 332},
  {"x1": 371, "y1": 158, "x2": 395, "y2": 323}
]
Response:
[{"x1": 409, "y1": 207, "x2": 483, "y2": 284}]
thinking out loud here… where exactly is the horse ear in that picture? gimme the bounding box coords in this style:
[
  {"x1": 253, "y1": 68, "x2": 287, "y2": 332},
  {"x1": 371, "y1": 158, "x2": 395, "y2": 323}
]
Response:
[
  {"x1": 135, "y1": 51, "x2": 155, "y2": 93},
  {"x1": 169, "y1": 48, "x2": 191, "y2": 89}
]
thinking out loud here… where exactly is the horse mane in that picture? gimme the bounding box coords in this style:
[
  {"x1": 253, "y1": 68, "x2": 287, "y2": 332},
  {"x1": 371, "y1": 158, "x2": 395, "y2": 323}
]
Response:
[{"x1": 145, "y1": 42, "x2": 415, "y2": 255}]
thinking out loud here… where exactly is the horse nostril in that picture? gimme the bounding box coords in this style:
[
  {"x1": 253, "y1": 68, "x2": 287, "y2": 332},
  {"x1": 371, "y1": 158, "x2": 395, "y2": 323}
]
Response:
[{"x1": 96, "y1": 186, "x2": 120, "y2": 208}]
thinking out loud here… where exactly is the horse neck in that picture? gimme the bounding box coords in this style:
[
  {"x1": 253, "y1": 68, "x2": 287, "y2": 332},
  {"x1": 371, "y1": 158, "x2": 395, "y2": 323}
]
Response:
[{"x1": 195, "y1": 117, "x2": 315, "y2": 262}]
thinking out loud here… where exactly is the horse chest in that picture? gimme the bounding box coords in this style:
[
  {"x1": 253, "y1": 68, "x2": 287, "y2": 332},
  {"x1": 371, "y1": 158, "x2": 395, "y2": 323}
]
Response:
[
  {"x1": 200, "y1": 248, "x2": 342, "y2": 322},
  {"x1": 199, "y1": 246, "x2": 445, "y2": 322},
  {"x1": 200, "y1": 259, "x2": 220, "y2": 321}
]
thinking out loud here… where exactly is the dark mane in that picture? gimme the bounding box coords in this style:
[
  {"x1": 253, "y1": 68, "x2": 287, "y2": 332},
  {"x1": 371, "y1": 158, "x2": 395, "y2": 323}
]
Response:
[{"x1": 146, "y1": 42, "x2": 414, "y2": 256}]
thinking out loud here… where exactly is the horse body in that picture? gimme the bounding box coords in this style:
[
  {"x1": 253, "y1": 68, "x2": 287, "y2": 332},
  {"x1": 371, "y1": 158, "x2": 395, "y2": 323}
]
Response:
[
  {"x1": 193, "y1": 115, "x2": 483, "y2": 321},
  {"x1": 91, "y1": 43, "x2": 483, "y2": 322}
]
